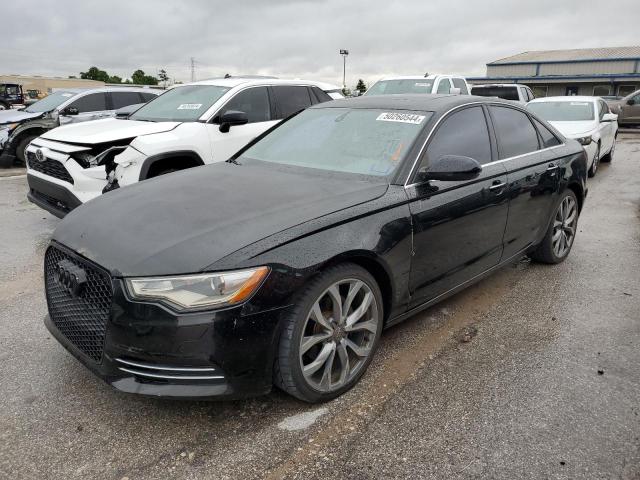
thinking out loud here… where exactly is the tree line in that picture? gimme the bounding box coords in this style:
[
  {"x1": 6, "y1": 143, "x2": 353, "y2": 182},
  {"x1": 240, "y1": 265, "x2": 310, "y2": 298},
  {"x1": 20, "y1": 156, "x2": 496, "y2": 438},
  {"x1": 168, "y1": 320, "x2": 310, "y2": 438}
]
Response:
[{"x1": 71, "y1": 66, "x2": 169, "y2": 86}]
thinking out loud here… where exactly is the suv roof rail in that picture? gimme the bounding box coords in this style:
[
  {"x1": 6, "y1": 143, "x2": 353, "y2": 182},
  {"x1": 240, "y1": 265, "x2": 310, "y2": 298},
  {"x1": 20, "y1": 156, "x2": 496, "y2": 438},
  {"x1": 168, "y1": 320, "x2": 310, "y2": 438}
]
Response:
[{"x1": 222, "y1": 74, "x2": 279, "y2": 79}]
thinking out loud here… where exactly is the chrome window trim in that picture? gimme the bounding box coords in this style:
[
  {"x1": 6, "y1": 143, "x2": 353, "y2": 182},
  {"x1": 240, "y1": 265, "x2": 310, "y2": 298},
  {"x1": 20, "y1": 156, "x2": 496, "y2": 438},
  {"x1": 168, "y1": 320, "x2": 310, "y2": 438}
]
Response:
[{"x1": 404, "y1": 101, "x2": 566, "y2": 188}]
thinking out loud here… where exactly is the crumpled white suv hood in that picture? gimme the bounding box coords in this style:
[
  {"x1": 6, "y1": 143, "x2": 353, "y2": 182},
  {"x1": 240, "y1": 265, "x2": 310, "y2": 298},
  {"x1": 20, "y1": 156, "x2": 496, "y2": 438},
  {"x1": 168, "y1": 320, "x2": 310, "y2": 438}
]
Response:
[{"x1": 41, "y1": 118, "x2": 180, "y2": 145}]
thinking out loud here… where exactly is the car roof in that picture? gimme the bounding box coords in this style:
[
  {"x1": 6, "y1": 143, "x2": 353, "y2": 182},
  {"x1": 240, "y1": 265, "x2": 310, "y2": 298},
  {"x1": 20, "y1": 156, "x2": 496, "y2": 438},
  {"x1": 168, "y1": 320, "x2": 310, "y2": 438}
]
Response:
[
  {"x1": 528, "y1": 96, "x2": 597, "y2": 103},
  {"x1": 51, "y1": 87, "x2": 161, "y2": 95},
  {"x1": 182, "y1": 77, "x2": 341, "y2": 91},
  {"x1": 310, "y1": 94, "x2": 515, "y2": 113},
  {"x1": 472, "y1": 84, "x2": 521, "y2": 88}
]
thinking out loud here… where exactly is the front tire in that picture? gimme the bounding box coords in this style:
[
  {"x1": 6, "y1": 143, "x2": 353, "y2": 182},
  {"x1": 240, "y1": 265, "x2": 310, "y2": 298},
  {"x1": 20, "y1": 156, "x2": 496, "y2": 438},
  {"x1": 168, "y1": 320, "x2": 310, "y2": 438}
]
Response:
[
  {"x1": 600, "y1": 139, "x2": 615, "y2": 163},
  {"x1": 15, "y1": 134, "x2": 38, "y2": 167},
  {"x1": 274, "y1": 263, "x2": 383, "y2": 403},
  {"x1": 530, "y1": 190, "x2": 579, "y2": 264}
]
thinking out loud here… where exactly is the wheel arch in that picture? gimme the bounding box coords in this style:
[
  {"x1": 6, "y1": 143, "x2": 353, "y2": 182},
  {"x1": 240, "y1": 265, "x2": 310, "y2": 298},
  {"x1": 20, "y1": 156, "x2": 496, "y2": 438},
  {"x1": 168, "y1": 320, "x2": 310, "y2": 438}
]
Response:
[
  {"x1": 567, "y1": 181, "x2": 584, "y2": 213},
  {"x1": 138, "y1": 150, "x2": 205, "y2": 180},
  {"x1": 7, "y1": 125, "x2": 48, "y2": 155},
  {"x1": 321, "y1": 250, "x2": 394, "y2": 325}
]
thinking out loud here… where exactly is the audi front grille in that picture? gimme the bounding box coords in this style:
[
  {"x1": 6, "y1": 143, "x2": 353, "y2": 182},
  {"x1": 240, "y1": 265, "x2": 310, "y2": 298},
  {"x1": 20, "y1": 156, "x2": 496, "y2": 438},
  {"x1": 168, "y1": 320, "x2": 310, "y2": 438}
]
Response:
[{"x1": 45, "y1": 245, "x2": 113, "y2": 363}]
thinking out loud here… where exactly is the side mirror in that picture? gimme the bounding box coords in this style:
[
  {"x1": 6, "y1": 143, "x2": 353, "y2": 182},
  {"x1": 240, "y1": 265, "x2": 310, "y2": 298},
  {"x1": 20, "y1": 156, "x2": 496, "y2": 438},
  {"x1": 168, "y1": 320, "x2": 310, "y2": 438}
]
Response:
[
  {"x1": 62, "y1": 106, "x2": 79, "y2": 116},
  {"x1": 417, "y1": 155, "x2": 482, "y2": 182},
  {"x1": 602, "y1": 113, "x2": 617, "y2": 122},
  {"x1": 450, "y1": 87, "x2": 462, "y2": 95},
  {"x1": 218, "y1": 110, "x2": 248, "y2": 133}
]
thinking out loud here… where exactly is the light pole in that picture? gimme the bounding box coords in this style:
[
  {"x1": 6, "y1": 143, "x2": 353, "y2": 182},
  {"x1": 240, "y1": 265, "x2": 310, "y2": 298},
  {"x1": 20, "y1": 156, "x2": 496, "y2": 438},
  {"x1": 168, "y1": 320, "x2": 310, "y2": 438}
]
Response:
[{"x1": 340, "y1": 49, "x2": 349, "y2": 92}]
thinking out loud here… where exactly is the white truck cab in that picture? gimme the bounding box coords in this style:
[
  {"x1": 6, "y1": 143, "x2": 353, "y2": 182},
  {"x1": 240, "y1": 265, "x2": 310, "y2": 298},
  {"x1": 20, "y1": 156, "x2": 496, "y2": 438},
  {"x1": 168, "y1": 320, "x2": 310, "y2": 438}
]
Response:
[
  {"x1": 364, "y1": 74, "x2": 470, "y2": 96},
  {"x1": 25, "y1": 77, "x2": 342, "y2": 217}
]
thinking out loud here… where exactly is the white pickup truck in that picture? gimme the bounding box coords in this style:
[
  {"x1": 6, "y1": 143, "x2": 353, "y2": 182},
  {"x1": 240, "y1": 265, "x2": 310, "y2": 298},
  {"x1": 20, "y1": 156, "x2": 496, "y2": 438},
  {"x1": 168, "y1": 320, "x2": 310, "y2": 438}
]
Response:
[{"x1": 364, "y1": 74, "x2": 470, "y2": 96}]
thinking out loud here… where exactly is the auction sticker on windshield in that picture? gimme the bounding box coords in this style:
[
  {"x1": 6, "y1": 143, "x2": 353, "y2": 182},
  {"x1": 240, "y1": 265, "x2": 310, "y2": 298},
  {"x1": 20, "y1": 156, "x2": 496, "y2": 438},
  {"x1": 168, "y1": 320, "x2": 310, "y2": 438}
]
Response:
[
  {"x1": 376, "y1": 112, "x2": 425, "y2": 124},
  {"x1": 177, "y1": 104, "x2": 203, "y2": 110}
]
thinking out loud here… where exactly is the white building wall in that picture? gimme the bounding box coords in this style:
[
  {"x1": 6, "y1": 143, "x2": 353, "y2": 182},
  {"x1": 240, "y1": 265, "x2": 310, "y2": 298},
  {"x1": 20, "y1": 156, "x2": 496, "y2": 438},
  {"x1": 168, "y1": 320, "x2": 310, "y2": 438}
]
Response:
[{"x1": 486, "y1": 64, "x2": 537, "y2": 77}]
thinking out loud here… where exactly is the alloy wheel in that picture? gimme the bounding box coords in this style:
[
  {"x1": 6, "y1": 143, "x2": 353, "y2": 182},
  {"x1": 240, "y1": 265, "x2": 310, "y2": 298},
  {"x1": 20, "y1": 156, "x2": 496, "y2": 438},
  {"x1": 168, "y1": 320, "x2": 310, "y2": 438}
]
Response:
[
  {"x1": 552, "y1": 195, "x2": 577, "y2": 258},
  {"x1": 299, "y1": 278, "x2": 379, "y2": 392}
]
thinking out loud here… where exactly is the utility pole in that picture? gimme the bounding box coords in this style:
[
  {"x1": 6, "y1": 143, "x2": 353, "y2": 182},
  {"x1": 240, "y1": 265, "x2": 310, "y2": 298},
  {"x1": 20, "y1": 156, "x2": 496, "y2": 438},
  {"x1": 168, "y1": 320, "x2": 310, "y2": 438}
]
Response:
[
  {"x1": 190, "y1": 57, "x2": 196, "y2": 82},
  {"x1": 340, "y1": 49, "x2": 349, "y2": 91}
]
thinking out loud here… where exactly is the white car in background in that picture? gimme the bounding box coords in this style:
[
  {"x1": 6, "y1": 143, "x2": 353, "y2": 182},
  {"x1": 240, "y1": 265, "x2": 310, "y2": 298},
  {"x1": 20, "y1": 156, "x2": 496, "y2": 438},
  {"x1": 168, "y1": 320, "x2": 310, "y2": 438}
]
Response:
[
  {"x1": 25, "y1": 77, "x2": 342, "y2": 217},
  {"x1": 527, "y1": 96, "x2": 618, "y2": 177},
  {"x1": 364, "y1": 74, "x2": 469, "y2": 96}
]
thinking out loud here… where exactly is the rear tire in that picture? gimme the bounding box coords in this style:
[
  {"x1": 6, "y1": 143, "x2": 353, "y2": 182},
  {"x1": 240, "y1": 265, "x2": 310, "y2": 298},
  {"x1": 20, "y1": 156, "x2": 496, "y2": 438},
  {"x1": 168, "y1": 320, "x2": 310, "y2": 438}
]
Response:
[
  {"x1": 530, "y1": 190, "x2": 579, "y2": 264},
  {"x1": 587, "y1": 142, "x2": 600, "y2": 178},
  {"x1": 600, "y1": 139, "x2": 615, "y2": 163},
  {"x1": 274, "y1": 263, "x2": 383, "y2": 403}
]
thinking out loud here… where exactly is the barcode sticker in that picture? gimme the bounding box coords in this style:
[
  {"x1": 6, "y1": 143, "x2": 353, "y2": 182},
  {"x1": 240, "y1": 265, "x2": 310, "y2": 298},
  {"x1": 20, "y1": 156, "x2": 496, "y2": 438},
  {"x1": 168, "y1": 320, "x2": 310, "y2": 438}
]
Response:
[{"x1": 376, "y1": 112, "x2": 425, "y2": 124}]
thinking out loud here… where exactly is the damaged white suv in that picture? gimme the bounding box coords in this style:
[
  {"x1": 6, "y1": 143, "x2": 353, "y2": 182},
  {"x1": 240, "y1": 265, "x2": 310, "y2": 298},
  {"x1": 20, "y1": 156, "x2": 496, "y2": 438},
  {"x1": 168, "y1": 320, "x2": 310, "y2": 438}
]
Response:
[{"x1": 26, "y1": 77, "x2": 342, "y2": 217}]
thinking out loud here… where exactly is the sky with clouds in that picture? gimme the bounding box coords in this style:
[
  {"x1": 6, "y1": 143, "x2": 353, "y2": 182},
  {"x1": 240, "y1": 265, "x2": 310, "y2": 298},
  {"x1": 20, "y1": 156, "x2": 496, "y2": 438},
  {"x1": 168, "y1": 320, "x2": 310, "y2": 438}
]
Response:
[{"x1": 3, "y1": 0, "x2": 639, "y2": 88}]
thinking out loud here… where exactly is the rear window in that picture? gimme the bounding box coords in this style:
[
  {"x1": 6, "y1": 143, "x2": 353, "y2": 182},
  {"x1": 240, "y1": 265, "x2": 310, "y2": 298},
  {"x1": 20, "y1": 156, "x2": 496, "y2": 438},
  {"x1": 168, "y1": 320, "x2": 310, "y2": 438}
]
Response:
[
  {"x1": 527, "y1": 101, "x2": 595, "y2": 121},
  {"x1": 272, "y1": 86, "x2": 313, "y2": 119},
  {"x1": 472, "y1": 86, "x2": 520, "y2": 101}
]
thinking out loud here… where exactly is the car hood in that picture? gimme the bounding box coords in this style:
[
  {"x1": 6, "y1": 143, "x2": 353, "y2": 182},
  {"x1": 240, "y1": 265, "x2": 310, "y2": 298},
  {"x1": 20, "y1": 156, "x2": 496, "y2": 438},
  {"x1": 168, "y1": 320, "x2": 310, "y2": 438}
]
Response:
[
  {"x1": 0, "y1": 109, "x2": 44, "y2": 125},
  {"x1": 546, "y1": 120, "x2": 596, "y2": 137},
  {"x1": 52, "y1": 162, "x2": 389, "y2": 276},
  {"x1": 41, "y1": 118, "x2": 180, "y2": 144}
]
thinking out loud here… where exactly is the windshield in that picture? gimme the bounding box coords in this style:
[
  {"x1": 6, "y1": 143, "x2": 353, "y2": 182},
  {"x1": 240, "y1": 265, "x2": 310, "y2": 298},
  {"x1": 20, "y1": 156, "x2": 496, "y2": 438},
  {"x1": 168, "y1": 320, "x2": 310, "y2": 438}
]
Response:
[
  {"x1": 365, "y1": 79, "x2": 435, "y2": 96},
  {"x1": 241, "y1": 107, "x2": 431, "y2": 177},
  {"x1": 527, "y1": 101, "x2": 595, "y2": 121},
  {"x1": 472, "y1": 86, "x2": 519, "y2": 101},
  {"x1": 24, "y1": 91, "x2": 75, "y2": 113},
  {"x1": 130, "y1": 85, "x2": 230, "y2": 122}
]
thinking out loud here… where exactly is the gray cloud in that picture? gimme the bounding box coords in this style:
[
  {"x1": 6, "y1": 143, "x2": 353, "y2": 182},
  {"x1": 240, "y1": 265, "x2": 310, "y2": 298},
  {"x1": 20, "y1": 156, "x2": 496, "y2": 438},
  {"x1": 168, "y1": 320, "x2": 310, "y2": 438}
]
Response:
[{"x1": 2, "y1": 0, "x2": 639, "y2": 88}]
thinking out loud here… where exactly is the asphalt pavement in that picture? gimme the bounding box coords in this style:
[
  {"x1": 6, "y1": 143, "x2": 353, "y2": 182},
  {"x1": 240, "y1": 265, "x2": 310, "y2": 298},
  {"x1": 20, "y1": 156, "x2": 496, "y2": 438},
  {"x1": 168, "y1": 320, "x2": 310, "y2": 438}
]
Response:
[{"x1": 1, "y1": 137, "x2": 639, "y2": 480}]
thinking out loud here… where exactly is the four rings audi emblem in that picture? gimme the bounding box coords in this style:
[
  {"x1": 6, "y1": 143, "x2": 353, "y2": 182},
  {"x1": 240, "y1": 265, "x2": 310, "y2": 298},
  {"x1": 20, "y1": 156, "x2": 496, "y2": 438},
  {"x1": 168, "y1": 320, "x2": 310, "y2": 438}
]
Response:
[
  {"x1": 35, "y1": 149, "x2": 45, "y2": 162},
  {"x1": 55, "y1": 259, "x2": 87, "y2": 297}
]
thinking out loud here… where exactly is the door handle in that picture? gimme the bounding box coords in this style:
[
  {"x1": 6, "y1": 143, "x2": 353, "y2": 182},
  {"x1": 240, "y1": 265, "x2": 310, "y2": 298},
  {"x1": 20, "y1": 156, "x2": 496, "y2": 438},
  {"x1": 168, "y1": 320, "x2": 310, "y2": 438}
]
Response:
[
  {"x1": 546, "y1": 163, "x2": 559, "y2": 172},
  {"x1": 489, "y1": 180, "x2": 506, "y2": 192}
]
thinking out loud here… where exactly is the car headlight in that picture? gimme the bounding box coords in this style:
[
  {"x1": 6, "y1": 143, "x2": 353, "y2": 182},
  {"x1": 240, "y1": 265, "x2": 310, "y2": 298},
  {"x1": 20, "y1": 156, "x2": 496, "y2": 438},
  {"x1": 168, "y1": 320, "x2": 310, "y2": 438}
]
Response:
[
  {"x1": 575, "y1": 135, "x2": 592, "y2": 146},
  {"x1": 126, "y1": 267, "x2": 270, "y2": 311},
  {"x1": 0, "y1": 123, "x2": 18, "y2": 132}
]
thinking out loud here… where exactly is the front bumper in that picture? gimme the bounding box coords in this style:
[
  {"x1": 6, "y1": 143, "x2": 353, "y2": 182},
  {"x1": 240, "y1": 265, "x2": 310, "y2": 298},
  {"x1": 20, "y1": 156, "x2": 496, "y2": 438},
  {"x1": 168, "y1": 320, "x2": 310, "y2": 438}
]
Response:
[
  {"x1": 45, "y1": 244, "x2": 287, "y2": 400},
  {"x1": 27, "y1": 174, "x2": 82, "y2": 218}
]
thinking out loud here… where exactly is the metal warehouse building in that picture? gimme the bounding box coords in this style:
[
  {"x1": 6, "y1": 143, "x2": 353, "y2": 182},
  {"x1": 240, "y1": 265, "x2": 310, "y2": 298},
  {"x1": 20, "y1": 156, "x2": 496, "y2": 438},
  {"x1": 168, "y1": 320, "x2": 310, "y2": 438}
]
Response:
[{"x1": 468, "y1": 46, "x2": 640, "y2": 98}]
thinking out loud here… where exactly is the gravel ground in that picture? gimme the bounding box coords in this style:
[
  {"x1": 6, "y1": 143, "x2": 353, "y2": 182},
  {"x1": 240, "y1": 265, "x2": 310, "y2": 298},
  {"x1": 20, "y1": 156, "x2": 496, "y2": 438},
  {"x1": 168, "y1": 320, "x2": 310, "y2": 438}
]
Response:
[{"x1": 1, "y1": 137, "x2": 639, "y2": 479}]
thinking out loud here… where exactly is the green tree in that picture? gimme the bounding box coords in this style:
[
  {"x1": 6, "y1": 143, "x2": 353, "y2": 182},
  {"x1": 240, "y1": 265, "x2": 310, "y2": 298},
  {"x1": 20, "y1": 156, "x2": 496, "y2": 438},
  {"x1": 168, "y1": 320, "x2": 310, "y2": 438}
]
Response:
[
  {"x1": 355, "y1": 79, "x2": 367, "y2": 94},
  {"x1": 158, "y1": 69, "x2": 169, "y2": 87},
  {"x1": 131, "y1": 69, "x2": 159, "y2": 86},
  {"x1": 107, "y1": 75, "x2": 122, "y2": 84},
  {"x1": 80, "y1": 66, "x2": 109, "y2": 82}
]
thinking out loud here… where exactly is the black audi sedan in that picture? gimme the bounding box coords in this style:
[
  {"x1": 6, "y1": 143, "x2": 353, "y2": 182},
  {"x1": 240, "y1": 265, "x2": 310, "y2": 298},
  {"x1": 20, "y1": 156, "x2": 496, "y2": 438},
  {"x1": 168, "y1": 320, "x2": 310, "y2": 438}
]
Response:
[{"x1": 44, "y1": 95, "x2": 587, "y2": 403}]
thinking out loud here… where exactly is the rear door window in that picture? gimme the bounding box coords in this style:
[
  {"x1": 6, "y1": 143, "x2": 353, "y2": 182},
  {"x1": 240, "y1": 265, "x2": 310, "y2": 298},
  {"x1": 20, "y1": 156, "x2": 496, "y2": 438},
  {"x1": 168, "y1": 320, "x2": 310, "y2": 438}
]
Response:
[
  {"x1": 272, "y1": 86, "x2": 313, "y2": 119},
  {"x1": 490, "y1": 106, "x2": 541, "y2": 158},
  {"x1": 419, "y1": 106, "x2": 492, "y2": 172},
  {"x1": 532, "y1": 118, "x2": 561, "y2": 148},
  {"x1": 436, "y1": 79, "x2": 452, "y2": 94},
  {"x1": 69, "y1": 93, "x2": 108, "y2": 112},
  {"x1": 310, "y1": 86, "x2": 332, "y2": 104},
  {"x1": 110, "y1": 91, "x2": 145, "y2": 109},
  {"x1": 451, "y1": 78, "x2": 469, "y2": 94},
  {"x1": 140, "y1": 92, "x2": 158, "y2": 103},
  {"x1": 220, "y1": 86, "x2": 271, "y2": 123}
]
